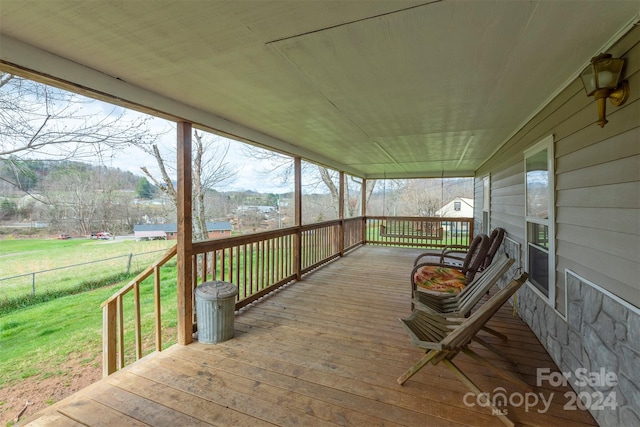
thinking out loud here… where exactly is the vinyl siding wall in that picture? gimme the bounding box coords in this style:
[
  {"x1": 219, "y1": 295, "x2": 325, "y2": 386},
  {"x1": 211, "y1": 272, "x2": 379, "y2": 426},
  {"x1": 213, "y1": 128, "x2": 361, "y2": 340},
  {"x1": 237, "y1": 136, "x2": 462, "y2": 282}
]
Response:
[
  {"x1": 473, "y1": 26, "x2": 640, "y2": 425},
  {"x1": 475, "y1": 25, "x2": 639, "y2": 311}
]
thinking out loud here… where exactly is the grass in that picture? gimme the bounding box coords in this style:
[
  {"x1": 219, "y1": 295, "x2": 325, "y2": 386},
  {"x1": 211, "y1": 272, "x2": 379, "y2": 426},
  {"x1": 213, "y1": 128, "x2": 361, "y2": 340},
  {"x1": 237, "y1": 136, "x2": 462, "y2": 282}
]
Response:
[
  {"x1": 0, "y1": 284, "x2": 115, "y2": 386},
  {"x1": 0, "y1": 272, "x2": 136, "y2": 315},
  {"x1": 0, "y1": 263, "x2": 179, "y2": 388},
  {"x1": 0, "y1": 237, "x2": 87, "y2": 255},
  {"x1": 0, "y1": 238, "x2": 179, "y2": 392},
  {"x1": 0, "y1": 239, "x2": 174, "y2": 300}
]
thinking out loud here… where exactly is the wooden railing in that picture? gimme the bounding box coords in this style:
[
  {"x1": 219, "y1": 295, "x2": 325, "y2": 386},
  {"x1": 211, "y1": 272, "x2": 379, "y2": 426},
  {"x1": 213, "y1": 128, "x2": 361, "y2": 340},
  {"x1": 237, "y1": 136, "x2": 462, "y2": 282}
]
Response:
[
  {"x1": 101, "y1": 245, "x2": 177, "y2": 377},
  {"x1": 366, "y1": 216, "x2": 473, "y2": 249},
  {"x1": 101, "y1": 216, "x2": 469, "y2": 375},
  {"x1": 344, "y1": 217, "x2": 365, "y2": 252},
  {"x1": 191, "y1": 227, "x2": 298, "y2": 312},
  {"x1": 300, "y1": 220, "x2": 341, "y2": 274}
]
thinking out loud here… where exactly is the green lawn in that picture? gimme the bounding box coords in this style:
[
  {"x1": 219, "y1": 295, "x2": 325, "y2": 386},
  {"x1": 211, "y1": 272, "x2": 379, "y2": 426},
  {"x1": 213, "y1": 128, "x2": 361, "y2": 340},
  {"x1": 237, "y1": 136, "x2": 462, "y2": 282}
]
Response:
[
  {"x1": 0, "y1": 285, "x2": 114, "y2": 384},
  {"x1": 0, "y1": 239, "x2": 174, "y2": 300},
  {"x1": 0, "y1": 263, "x2": 179, "y2": 387},
  {"x1": 0, "y1": 236, "x2": 96, "y2": 255},
  {"x1": 0, "y1": 238, "x2": 179, "y2": 392}
]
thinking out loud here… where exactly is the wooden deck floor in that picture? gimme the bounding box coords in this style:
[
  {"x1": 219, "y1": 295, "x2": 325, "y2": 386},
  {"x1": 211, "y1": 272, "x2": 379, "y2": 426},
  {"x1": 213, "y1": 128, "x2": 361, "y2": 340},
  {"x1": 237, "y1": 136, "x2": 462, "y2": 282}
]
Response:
[{"x1": 22, "y1": 246, "x2": 597, "y2": 427}]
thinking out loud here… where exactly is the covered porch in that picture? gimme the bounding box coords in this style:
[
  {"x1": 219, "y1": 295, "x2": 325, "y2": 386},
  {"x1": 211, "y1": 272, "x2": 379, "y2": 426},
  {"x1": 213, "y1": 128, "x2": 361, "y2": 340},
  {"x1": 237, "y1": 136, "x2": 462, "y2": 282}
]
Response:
[
  {"x1": 23, "y1": 246, "x2": 597, "y2": 426},
  {"x1": 2, "y1": 2, "x2": 638, "y2": 426}
]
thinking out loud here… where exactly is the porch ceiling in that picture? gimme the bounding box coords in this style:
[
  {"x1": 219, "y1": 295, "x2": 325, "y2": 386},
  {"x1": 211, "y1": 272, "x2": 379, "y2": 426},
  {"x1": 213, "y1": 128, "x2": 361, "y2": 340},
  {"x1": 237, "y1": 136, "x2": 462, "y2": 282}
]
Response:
[{"x1": 0, "y1": 1, "x2": 638, "y2": 178}]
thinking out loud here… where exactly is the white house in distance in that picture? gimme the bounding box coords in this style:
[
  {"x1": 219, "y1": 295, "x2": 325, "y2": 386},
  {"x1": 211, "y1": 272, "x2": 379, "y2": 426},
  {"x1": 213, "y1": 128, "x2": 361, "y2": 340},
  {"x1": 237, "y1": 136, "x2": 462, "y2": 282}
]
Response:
[
  {"x1": 134, "y1": 222, "x2": 233, "y2": 241},
  {"x1": 435, "y1": 197, "x2": 473, "y2": 218}
]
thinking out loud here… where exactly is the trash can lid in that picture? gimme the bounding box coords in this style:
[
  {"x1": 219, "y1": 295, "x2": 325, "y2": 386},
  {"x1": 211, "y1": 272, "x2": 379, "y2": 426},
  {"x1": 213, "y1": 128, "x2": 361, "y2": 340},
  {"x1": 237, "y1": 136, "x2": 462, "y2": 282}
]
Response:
[{"x1": 196, "y1": 281, "x2": 238, "y2": 300}]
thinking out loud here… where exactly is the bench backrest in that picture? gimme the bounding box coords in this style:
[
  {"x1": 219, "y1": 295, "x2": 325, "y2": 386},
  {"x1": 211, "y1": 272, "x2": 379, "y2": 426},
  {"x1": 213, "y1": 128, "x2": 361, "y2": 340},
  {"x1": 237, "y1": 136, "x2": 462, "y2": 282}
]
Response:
[
  {"x1": 483, "y1": 227, "x2": 506, "y2": 268},
  {"x1": 457, "y1": 253, "x2": 514, "y2": 315}
]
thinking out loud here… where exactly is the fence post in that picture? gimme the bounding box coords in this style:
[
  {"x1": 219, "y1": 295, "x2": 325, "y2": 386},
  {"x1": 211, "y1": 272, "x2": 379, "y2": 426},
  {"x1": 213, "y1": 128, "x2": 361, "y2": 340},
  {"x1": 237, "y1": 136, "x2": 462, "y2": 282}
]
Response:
[
  {"x1": 31, "y1": 273, "x2": 36, "y2": 296},
  {"x1": 126, "y1": 253, "x2": 133, "y2": 274}
]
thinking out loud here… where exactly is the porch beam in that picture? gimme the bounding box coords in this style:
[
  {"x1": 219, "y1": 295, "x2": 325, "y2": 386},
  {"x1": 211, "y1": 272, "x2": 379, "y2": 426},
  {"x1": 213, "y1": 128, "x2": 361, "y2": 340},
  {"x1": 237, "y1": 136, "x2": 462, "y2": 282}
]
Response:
[{"x1": 176, "y1": 121, "x2": 193, "y2": 345}]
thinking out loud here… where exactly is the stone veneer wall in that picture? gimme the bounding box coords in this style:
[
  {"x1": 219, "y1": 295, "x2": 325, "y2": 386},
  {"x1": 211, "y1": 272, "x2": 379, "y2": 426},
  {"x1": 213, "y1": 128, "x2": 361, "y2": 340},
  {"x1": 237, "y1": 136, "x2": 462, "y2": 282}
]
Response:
[{"x1": 499, "y1": 238, "x2": 640, "y2": 427}]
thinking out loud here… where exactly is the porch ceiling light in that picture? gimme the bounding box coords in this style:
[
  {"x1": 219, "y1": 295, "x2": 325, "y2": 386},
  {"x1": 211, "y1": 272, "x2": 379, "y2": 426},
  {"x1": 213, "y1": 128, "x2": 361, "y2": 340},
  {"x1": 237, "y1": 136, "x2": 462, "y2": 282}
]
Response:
[{"x1": 580, "y1": 53, "x2": 629, "y2": 128}]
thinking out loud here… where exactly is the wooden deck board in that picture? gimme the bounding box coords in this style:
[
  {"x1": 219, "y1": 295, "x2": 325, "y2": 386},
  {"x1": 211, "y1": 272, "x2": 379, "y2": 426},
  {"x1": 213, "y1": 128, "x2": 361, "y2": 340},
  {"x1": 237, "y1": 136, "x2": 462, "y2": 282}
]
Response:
[{"x1": 21, "y1": 246, "x2": 598, "y2": 427}]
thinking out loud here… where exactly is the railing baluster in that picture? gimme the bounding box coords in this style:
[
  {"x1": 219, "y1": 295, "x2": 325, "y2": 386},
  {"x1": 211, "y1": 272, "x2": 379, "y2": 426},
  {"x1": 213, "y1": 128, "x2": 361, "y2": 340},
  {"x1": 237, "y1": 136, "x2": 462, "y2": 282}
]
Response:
[
  {"x1": 278, "y1": 236, "x2": 282, "y2": 281},
  {"x1": 221, "y1": 248, "x2": 226, "y2": 281},
  {"x1": 134, "y1": 281, "x2": 142, "y2": 360},
  {"x1": 201, "y1": 252, "x2": 208, "y2": 283},
  {"x1": 267, "y1": 238, "x2": 272, "y2": 285},
  {"x1": 229, "y1": 246, "x2": 233, "y2": 284},
  {"x1": 235, "y1": 245, "x2": 240, "y2": 291},
  {"x1": 117, "y1": 295, "x2": 124, "y2": 369},
  {"x1": 154, "y1": 265, "x2": 162, "y2": 352},
  {"x1": 191, "y1": 255, "x2": 197, "y2": 328},
  {"x1": 260, "y1": 239, "x2": 265, "y2": 287},
  {"x1": 242, "y1": 244, "x2": 247, "y2": 300},
  {"x1": 212, "y1": 250, "x2": 218, "y2": 280},
  {"x1": 250, "y1": 242, "x2": 255, "y2": 295}
]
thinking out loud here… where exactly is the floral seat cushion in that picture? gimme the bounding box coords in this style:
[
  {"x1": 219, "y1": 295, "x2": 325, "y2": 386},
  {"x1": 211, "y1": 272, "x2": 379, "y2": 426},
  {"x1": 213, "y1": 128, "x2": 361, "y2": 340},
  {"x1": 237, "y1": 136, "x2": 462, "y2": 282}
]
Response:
[{"x1": 414, "y1": 265, "x2": 467, "y2": 294}]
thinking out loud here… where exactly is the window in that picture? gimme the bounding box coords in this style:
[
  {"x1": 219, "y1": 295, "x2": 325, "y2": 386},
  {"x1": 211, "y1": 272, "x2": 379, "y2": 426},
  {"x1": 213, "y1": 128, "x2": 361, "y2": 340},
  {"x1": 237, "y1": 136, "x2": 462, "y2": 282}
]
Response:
[
  {"x1": 454, "y1": 201, "x2": 461, "y2": 211},
  {"x1": 482, "y1": 175, "x2": 490, "y2": 234},
  {"x1": 524, "y1": 135, "x2": 555, "y2": 303}
]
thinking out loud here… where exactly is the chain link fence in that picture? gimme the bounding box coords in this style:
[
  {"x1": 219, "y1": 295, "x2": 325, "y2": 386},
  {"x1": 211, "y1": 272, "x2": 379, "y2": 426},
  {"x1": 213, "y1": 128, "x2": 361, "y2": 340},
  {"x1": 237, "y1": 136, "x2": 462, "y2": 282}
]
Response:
[{"x1": 0, "y1": 249, "x2": 174, "y2": 300}]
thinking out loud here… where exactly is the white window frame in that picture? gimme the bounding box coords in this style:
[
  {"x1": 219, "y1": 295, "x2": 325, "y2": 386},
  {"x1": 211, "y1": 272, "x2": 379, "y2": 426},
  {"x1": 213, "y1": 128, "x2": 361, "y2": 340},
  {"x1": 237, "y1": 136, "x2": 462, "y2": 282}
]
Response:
[
  {"x1": 524, "y1": 135, "x2": 555, "y2": 307},
  {"x1": 482, "y1": 174, "x2": 491, "y2": 235}
]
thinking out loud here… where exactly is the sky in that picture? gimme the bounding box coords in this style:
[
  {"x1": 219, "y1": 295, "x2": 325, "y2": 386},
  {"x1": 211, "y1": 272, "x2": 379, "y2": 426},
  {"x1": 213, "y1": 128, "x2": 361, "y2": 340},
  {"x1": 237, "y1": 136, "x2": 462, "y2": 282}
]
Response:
[
  {"x1": 5, "y1": 77, "x2": 322, "y2": 195},
  {"x1": 74, "y1": 103, "x2": 296, "y2": 194},
  {"x1": 101, "y1": 130, "x2": 293, "y2": 194}
]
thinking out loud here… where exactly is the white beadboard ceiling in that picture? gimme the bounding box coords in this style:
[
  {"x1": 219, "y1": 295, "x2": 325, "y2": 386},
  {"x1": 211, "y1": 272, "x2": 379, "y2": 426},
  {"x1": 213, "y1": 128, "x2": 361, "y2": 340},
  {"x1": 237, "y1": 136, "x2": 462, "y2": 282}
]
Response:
[{"x1": 0, "y1": 1, "x2": 638, "y2": 178}]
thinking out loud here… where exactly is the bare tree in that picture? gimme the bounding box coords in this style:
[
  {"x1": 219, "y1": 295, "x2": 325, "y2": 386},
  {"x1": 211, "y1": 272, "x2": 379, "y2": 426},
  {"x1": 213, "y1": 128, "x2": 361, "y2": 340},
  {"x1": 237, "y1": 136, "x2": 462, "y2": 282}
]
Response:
[
  {"x1": 241, "y1": 146, "x2": 376, "y2": 218},
  {"x1": 42, "y1": 165, "x2": 100, "y2": 235},
  {"x1": 141, "y1": 131, "x2": 237, "y2": 241},
  {"x1": 0, "y1": 73, "x2": 159, "y2": 191},
  {"x1": 318, "y1": 166, "x2": 340, "y2": 216}
]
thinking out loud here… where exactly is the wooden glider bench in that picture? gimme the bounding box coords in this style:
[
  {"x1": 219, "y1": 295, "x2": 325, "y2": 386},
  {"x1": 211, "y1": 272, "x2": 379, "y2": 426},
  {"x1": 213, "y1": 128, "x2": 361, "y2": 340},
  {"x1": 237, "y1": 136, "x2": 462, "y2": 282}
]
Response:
[
  {"x1": 379, "y1": 220, "x2": 444, "y2": 239},
  {"x1": 398, "y1": 272, "x2": 529, "y2": 427}
]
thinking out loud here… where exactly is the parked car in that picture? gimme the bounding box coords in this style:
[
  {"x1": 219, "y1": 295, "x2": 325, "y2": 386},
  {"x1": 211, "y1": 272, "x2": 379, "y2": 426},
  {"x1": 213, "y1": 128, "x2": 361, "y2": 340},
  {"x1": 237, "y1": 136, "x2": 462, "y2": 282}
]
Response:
[
  {"x1": 96, "y1": 232, "x2": 112, "y2": 240},
  {"x1": 57, "y1": 233, "x2": 71, "y2": 240}
]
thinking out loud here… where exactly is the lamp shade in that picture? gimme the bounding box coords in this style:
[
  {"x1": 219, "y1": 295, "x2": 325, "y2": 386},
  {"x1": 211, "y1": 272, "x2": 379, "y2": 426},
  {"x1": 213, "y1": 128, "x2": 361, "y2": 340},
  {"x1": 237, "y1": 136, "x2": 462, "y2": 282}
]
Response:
[{"x1": 580, "y1": 53, "x2": 624, "y2": 96}]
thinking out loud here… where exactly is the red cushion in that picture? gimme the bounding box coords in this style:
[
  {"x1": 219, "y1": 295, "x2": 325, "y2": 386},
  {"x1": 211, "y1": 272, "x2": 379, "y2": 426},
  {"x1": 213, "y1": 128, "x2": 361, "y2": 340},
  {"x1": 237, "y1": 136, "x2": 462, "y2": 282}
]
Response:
[{"x1": 414, "y1": 265, "x2": 466, "y2": 294}]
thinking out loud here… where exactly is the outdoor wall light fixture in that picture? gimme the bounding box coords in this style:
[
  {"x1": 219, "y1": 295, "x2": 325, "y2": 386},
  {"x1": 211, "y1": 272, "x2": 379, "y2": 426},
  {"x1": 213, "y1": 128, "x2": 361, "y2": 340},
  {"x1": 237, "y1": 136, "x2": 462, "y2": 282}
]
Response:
[{"x1": 580, "y1": 53, "x2": 629, "y2": 128}]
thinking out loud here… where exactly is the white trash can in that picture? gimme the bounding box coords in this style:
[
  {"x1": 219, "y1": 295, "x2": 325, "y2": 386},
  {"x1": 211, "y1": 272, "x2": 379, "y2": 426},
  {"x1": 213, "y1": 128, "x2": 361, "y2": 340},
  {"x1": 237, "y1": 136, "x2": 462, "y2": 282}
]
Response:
[{"x1": 195, "y1": 281, "x2": 238, "y2": 344}]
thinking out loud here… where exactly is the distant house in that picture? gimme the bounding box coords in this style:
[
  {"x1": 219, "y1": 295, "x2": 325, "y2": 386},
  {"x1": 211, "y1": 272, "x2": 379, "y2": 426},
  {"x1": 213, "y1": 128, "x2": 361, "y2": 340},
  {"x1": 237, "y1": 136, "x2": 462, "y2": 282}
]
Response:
[
  {"x1": 134, "y1": 222, "x2": 233, "y2": 241},
  {"x1": 436, "y1": 197, "x2": 473, "y2": 218},
  {"x1": 237, "y1": 205, "x2": 276, "y2": 216}
]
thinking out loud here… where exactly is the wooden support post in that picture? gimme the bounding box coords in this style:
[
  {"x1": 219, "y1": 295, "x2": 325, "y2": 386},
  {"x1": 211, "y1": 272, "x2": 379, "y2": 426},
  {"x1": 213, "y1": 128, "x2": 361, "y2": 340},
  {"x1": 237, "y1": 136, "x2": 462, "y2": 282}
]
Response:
[
  {"x1": 294, "y1": 157, "x2": 302, "y2": 280},
  {"x1": 176, "y1": 121, "x2": 193, "y2": 345},
  {"x1": 338, "y1": 171, "x2": 345, "y2": 256},
  {"x1": 362, "y1": 179, "x2": 367, "y2": 244}
]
